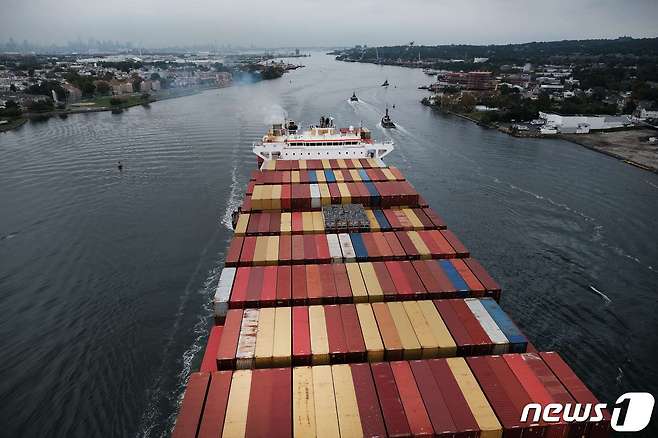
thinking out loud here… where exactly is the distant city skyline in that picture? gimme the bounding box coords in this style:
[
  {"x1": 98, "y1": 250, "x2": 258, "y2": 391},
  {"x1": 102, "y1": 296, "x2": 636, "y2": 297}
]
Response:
[{"x1": 1, "y1": 0, "x2": 657, "y2": 49}]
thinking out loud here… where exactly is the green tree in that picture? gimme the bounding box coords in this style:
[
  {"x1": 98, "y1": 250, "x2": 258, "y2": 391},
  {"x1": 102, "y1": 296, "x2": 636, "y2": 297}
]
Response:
[{"x1": 95, "y1": 81, "x2": 111, "y2": 95}]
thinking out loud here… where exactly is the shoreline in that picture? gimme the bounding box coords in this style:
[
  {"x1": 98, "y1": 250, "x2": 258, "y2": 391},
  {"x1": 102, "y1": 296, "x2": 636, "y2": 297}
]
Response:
[
  {"x1": 0, "y1": 85, "x2": 222, "y2": 134},
  {"x1": 423, "y1": 101, "x2": 658, "y2": 173}
]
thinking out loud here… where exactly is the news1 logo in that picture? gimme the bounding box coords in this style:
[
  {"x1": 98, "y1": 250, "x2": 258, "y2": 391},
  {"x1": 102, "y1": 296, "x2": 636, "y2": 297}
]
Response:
[{"x1": 521, "y1": 392, "x2": 655, "y2": 432}]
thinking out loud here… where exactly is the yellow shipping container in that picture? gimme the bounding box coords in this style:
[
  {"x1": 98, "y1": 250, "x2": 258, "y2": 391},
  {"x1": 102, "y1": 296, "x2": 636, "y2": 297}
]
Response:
[
  {"x1": 349, "y1": 169, "x2": 361, "y2": 182},
  {"x1": 337, "y1": 182, "x2": 351, "y2": 204},
  {"x1": 387, "y1": 302, "x2": 422, "y2": 359},
  {"x1": 355, "y1": 303, "x2": 384, "y2": 361},
  {"x1": 293, "y1": 367, "x2": 316, "y2": 437},
  {"x1": 345, "y1": 263, "x2": 368, "y2": 303},
  {"x1": 312, "y1": 366, "x2": 340, "y2": 438},
  {"x1": 402, "y1": 208, "x2": 424, "y2": 229},
  {"x1": 309, "y1": 306, "x2": 329, "y2": 365},
  {"x1": 265, "y1": 236, "x2": 279, "y2": 265},
  {"x1": 302, "y1": 211, "x2": 314, "y2": 233},
  {"x1": 332, "y1": 365, "x2": 363, "y2": 438},
  {"x1": 280, "y1": 212, "x2": 292, "y2": 235},
  {"x1": 270, "y1": 185, "x2": 282, "y2": 210},
  {"x1": 318, "y1": 183, "x2": 331, "y2": 206},
  {"x1": 291, "y1": 171, "x2": 301, "y2": 184},
  {"x1": 448, "y1": 358, "x2": 503, "y2": 438},
  {"x1": 407, "y1": 230, "x2": 432, "y2": 259},
  {"x1": 402, "y1": 301, "x2": 440, "y2": 358},
  {"x1": 253, "y1": 236, "x2": 269, "y2": 265},
  {"x1": 333, "y1": 170, "x2": 345, "y2": 182},
  {"x1": 321, "y1": 159, "x2": 331, "y2": 169},
  {"x1": 351, "y1": 158, "x2": 362, "y2": 168},
  {"x1": 299, "y1": 159, "x2": 307, "y2": 170},
  {"x1": 235, "y1": 213, "x2": 250, "y2": 236},
  {"x1": 262, "y1": 160, "x2": 276, "y2": 171},
  {"x1": 222, "y1": 370, "x2": 252, "y2": 438},
  {"x1": 381, "y1": 168, "x2": 396, "y2": 181},
  {"x1": 417, "y1": 300, "x2": 456, "y2": 356},
  {"x1": 261, "y1": 184, "x2": 273, "y2": 210},
  {"x1": 251, "y1": 185, "x2": 264, "y2": 211},
  {"x1": 312, "y1": 211, "x2": 324, "y2": 233},
  {"x1": 337, "y1": 159, "x2": 347, "y2": 169},
  {"x1": 358, "y1": 262, "x2": 383, "y2": 301},
  {"x1": 364, "y1": 210, "x2": 380, "y2": 231},
  {"x1": 254, "y1": 307, "x2": 275, "y2": 367},
  {"x1": 272, "y1": 307, "x2": 292, "y2": 367},
  {"x1": 315, "y1": 169, "x2": 326, "y2": 183}
]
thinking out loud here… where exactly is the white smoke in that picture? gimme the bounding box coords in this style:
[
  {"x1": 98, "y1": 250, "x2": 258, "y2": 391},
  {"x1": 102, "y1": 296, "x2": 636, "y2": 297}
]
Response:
[{"x1": 263, "y1": 104, "x2": 288, "y2": 125}]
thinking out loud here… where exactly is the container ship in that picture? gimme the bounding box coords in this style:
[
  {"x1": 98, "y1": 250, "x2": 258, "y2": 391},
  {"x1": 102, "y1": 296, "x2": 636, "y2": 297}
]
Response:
[{"x1": 172, "y1": 118, "x2": 611, "y2": 438}]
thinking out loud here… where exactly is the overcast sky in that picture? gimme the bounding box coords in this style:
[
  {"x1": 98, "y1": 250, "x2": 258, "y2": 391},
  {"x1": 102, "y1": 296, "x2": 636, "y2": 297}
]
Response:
[{"x1": 1, "y1": 0, "x2": 657, "y2": 48}]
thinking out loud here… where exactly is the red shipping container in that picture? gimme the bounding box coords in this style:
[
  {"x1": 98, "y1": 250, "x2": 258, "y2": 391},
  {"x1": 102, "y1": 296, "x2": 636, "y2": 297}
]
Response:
[
  {"x1": 245, "y1": 368, "x2": 292, "y2": 438},
  {"x1": 230, "y1": 267, "x2": 250, "y2": 308},
  {"x1": 306, "y1": 264, "x2": 322, "y2": 304},
  {"x1": 246, "y1": 266, "x2": 265, "y2": 305},
  {"x1": 315, "y1": 234, "x2": 331, "y2": 263},
  {"x1": 371, "y1": 362, "x2": 412, "y2": 437},
  {"x1": 464, "y1": 258, "x2": 502, "y2": 300},
  {"x1": 361, "y1": 233, "x2": 381, "y2": 260},
  {"x1": 399, "y1": 260, "x2": 427, "y2": 297},
  {"x1": 324, "y1": 304, "x2": 348, "y2": 362},
  {"x1": 197, "y1": 371, "x2": 233, "y2": 438},
  {"x1": 291, "y1": 265, "x2": 307, "y2": 305},
  {"x1": 225, "y1": 237, "x2": 244, "y2": 267},
  {"x1": 240, "y1": 236, "x2": 257, "y2": 266},
  {"x1": 172, "y1": 372, "x2": 210, "y2": 438},
  {"x1": 411, "y1": 208, "x2": 434, "y2": 229},
  {"x1": 384, "y1": 209, "x2": 402, "y2": 230},
  {"x1": 299, "y1": 170, "x2": 310, "y2": 184},
  {"x1": 329, "y1": 159, "x2": 339, "y2": 169},
  {"x1": 350, "y1": 363, "x2": 388, "y2": 438},
  {"x1": 341, "y1": 304, "x2": 367, "y2": 362},
  {"x1": 395, "y1": 231, "x2": 420, "y2": 259},
  {"x1": 388, "y1": 167, "x2": 405, "y2": 181},
  {"x1": 332, "y1": 263, "x2": 352, "y2": 303},
  {"x1": 319, "y1": 264, "x2": 337, "y2": 303},
  {"x1": 278, "y1": 235, "x2": 292, "y2": 264},
  {"x1": 303, "y1": 234, "x2": 317, "y2": 263},
  {"x1": 281, "y1": 184, "x2": 291, "y2": 211},
  {"x1": 200, "y1": 325, "x2": 223, "y2": 372},
  {"x1": 246, "y1": 181, "x2": 256, "y2": 195},
  {"x1": 372, "y1": 232, "x2": 393, "y2": 260},
  {"x1": 421, "y1": 208, "x2": 446, "y2": 229},
  {"x1": 216, "y1": 309, "x2": 243, "y2": 369},
  {"x1": 383, "y1": 232, "x2": 406, "y2": 259},
  {"x1": 269, "y1": 213, "x2": 281, "y2": 234},
  {"x1": 281, "y1": 171, "x2": 291, "y2": 185},
  {"x1": 246, "y1": 213, "x2": 260, "y2": 235},
  {"x1": 372, "y1": 261, "x2": 397, "y2": 299},
  {"x1": 410, "y1": 360, "x2": 457, "y2": 438},
  {"x1": 291, "y1": 212, "x2": 303, "y2": 234},
  {"x1": 540, "y1": 352, "x2": 611, "y2": 438},
  {"x1": 450, "y1": 299, "x2": 493, "y2": 355},
  {"x1": 390, "y1": 361, "x2": 434, "y2": 437},
  {"x1": 434, "y1": 300, "x2": 475, "y2": 355},
  {"x1": 328, "y1": 182, "x2": 341, "y2": 204},
  {"x1": 450, "y1": 260, "x2": 486, "y2": 297},
  {"x1": 292, "y1": 306, "x2": 311, "y2": 365},
  {"x1": 420, "y1": 230, "x2": 456, "y2": 258},
  {"x1": 260, "y1": 266, "x2": 277, "y2": 307},
  {"x1": 425, "y1": 260, "x2": 459, "y2": 297},
  {"x1": 291, "y1": 235, "x2": 305, "y2": 264},
  {"x1": 257, "y1": 211, "x2": 270, "y2": 234},
  {"x1": 385, "y1": 261, "x2": 414, "y2": 297},
  {"x1": 276, "y1": 265, "x2": 292, "y2": 306},
  {"x1": 428, "y1": 359, "x2": 480, "y2": 438},
  {"x1": 411, "y1": 260, "x2": 444, "y2": 297},
  {"x1": 441, "y1": 230, "x2": 469, "y2": 258}
]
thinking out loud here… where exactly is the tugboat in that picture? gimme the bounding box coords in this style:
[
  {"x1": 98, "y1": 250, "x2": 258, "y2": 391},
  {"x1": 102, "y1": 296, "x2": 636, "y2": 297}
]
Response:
[
  {"x1": 381, "y1": 79, "x2": 389, "y2": 87},
  {"x1": 350, "y1": 91, "x2": 359, "y2": 102},
  {"x1": 381, "y1": 108, "x2": 396, "y2": 128}
]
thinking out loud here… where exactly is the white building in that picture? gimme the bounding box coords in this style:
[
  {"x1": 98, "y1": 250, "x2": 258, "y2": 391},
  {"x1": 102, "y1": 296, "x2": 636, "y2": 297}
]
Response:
[
  {"x1": 538, "y1": 112, "x2": 633, "y2": 134},
  {"x1": 639, "y1": 108, "x2": 658, "y2": 120}
]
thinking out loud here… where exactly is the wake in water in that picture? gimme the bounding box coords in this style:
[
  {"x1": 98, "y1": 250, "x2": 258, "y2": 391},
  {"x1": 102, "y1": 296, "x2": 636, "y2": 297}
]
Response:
[
  {"x1": 588, "y1": 285, "x2": 612, "y2": 304},
  {"x1": 221, "y1": 163, "x2": 243, "y2": 230}
]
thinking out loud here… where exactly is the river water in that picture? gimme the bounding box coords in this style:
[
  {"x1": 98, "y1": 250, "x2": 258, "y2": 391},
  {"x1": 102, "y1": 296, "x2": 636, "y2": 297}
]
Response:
[{"x1": 1, "y1": 53, "x2": 657, "y2": 437}]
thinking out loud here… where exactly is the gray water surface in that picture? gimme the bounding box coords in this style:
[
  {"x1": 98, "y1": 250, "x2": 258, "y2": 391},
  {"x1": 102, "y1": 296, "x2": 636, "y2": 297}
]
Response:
[{"x1": 1, "y1": 53, "x2": 657, "y2": 437}]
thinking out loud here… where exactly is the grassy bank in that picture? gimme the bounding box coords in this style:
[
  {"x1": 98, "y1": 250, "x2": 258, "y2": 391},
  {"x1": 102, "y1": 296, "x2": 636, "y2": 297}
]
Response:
[{"x1": 0, "y1": 117, "x2": 27, "y2": 133}]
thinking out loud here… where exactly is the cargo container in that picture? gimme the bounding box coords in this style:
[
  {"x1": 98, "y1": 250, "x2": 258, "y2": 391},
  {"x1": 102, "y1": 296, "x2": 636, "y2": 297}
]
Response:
[{"x1": 175, "y1": 143, "x2": 607, "y2": 438}]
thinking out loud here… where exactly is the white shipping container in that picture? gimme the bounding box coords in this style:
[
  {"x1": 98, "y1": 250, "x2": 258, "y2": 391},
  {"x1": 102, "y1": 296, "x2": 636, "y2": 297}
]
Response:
[
  {"x1": 214, "y1": 267, "x2": 236, "y2": 320},
  {"x1": 310, "y1": 183, "x2": 321, "y2": 209},
  {"x1": 326, "y1": 234, "x2": 343, "y2": 262},
  {"x1": 338, "y1": 233, "x2": 356, "y2": 262},
  {"x1": 464, "y1": 298, "x2": 509, "y2": 354},
  {"x1": 236, "y1": 309, "x2": 259, "y2": 369}
]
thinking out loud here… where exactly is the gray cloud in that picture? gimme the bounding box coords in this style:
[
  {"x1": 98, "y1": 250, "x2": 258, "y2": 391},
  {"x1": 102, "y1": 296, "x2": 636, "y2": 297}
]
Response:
[{"x1": 1, "y1": 0, "x2": 657, "y2": 48}]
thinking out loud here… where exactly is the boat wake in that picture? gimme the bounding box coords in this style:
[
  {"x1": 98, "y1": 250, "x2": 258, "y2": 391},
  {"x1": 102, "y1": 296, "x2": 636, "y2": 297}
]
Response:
[
  {"x1": 588, "y1": 285, "x2": 612, "y2": 304},
  {"x1": 221, "y1": 163, "x2": 243, "y2": 230}
]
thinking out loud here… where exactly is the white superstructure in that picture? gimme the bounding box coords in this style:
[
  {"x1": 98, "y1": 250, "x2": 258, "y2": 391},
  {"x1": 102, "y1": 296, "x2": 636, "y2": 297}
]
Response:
[{"x1": 252, "y1": 117, "x2": 394, "y2": 162}]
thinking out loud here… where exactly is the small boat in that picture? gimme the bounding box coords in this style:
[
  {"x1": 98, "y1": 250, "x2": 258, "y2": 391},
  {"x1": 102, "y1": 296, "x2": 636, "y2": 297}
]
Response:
[
  {"x1": 381, "y1": 80, "x2": 389, "y2": 87},
  {"x1": 350, "y1": 92, "x2": 359, "y2": 102},
  {"x1": 381, "y1": 108, "x2": 396, "y2": 128}
]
